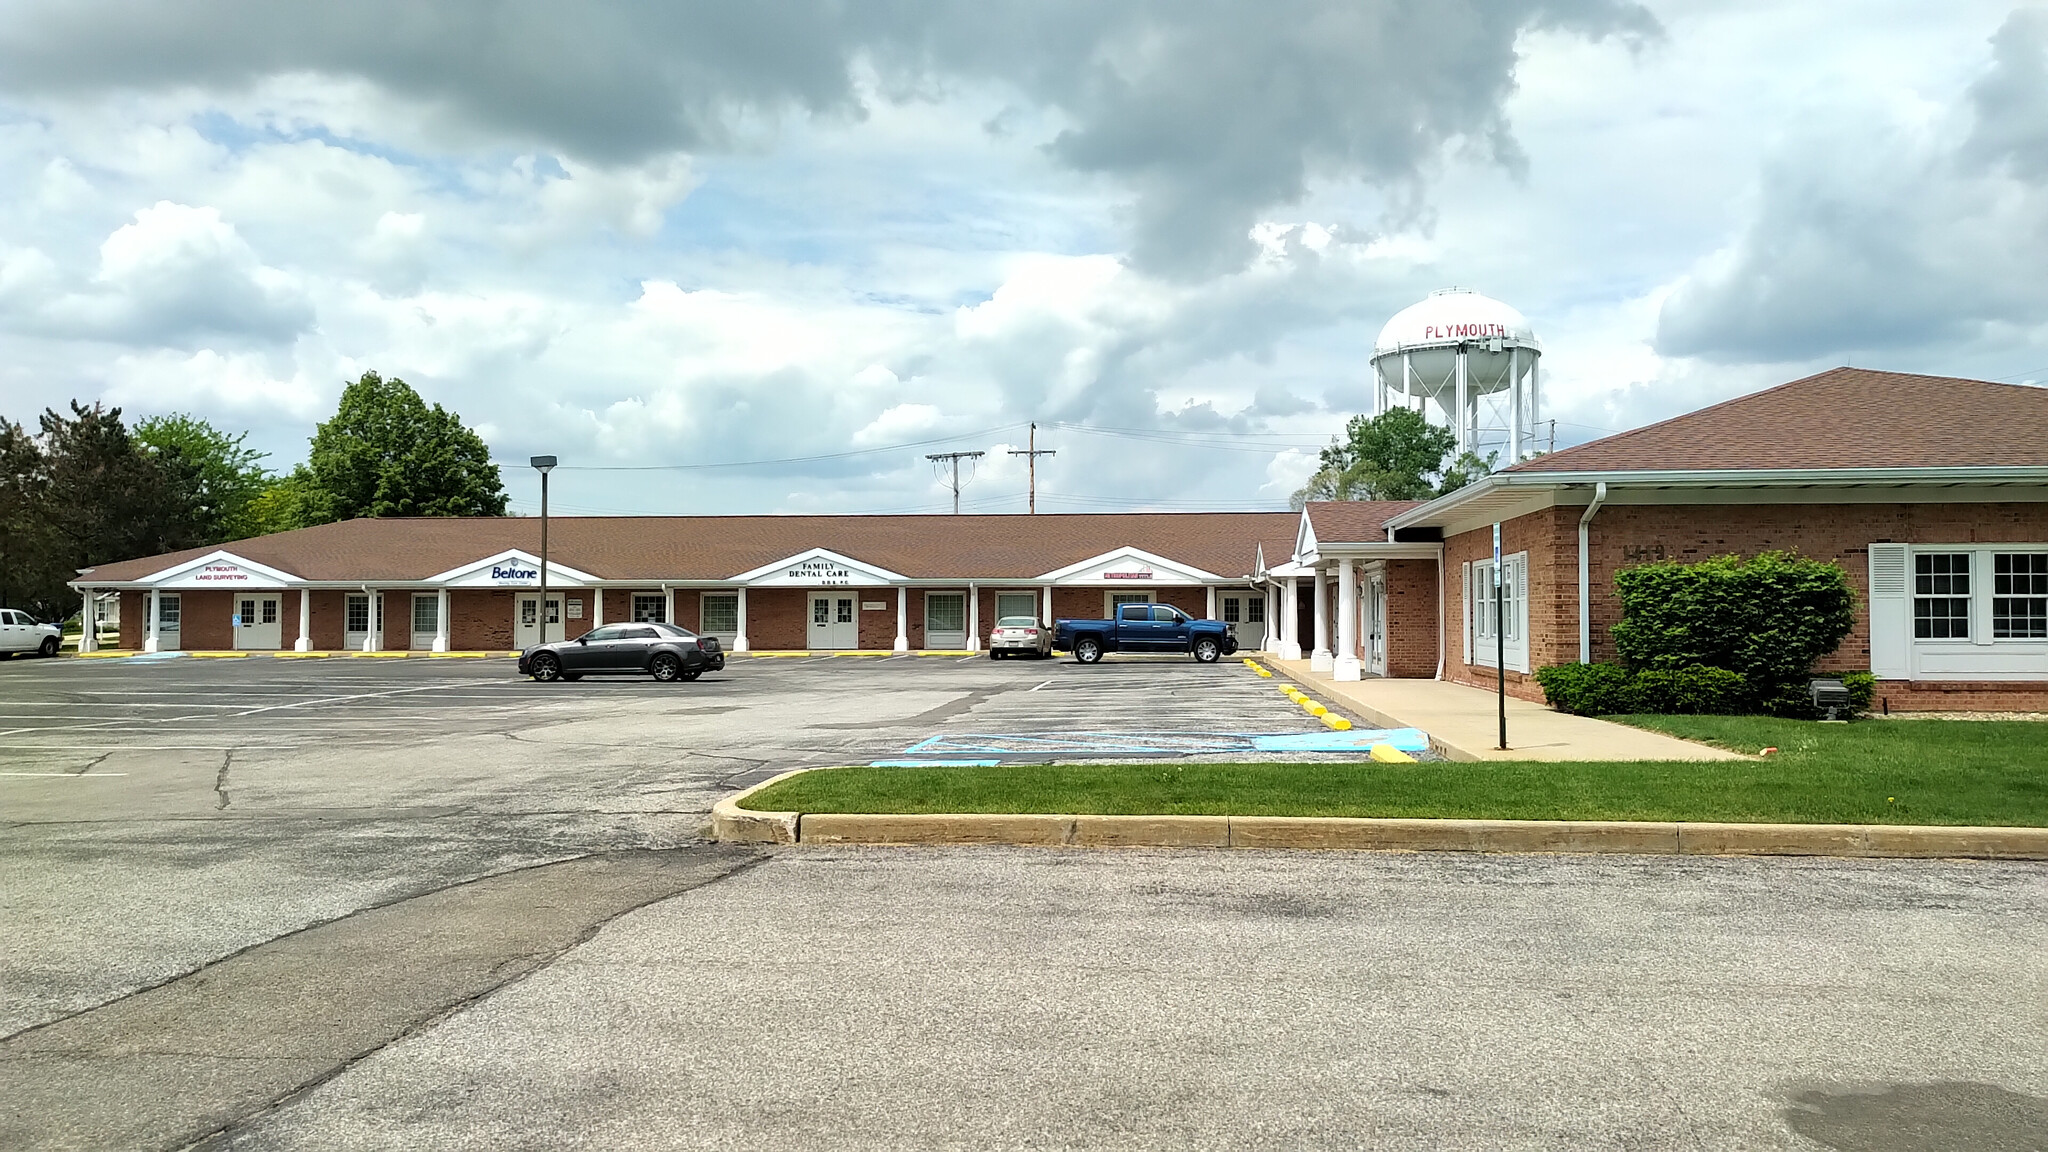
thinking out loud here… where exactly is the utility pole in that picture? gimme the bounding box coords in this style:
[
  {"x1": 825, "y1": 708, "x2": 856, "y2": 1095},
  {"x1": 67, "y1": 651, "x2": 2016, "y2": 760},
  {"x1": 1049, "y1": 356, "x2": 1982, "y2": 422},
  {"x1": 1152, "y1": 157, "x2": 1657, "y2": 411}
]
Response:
[
  {"x1": 924, "y1": 451, "x2": 985, "y2": 514},
  {"x1": 1007, "y1": 423, "x2": 1057, "y2": 514}
]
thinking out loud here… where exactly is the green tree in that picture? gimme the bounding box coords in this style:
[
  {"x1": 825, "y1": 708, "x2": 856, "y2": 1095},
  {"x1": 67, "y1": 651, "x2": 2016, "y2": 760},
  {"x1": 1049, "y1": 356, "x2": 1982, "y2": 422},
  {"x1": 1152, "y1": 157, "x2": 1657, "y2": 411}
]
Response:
[
  {"x1": 134, "y1": 413, "x2": 277, "y2": 542},
  {"x1": 1291, "y1": 408, "x2": 1492, "y2": 509},
  {"x1": 300, "y1": 372, "x2": 507, "y2": 522},
  {"x1": 5, "y1": 403, "x2": 211, "y2": 620},
  {"x1": 0, "y1": 418, "x2": 50, "y2": 613}
]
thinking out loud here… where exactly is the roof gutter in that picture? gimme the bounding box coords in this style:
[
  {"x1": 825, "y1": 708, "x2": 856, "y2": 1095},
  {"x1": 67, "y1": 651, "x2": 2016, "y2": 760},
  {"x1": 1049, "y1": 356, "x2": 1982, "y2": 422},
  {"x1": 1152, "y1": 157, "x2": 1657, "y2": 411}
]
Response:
[
  {"x1": 1384, "y1": 465, "x2": 2048, "y2": 531},
  {"x1": 1578, "y1": 482, "x2": 1608, "y2": 665}
]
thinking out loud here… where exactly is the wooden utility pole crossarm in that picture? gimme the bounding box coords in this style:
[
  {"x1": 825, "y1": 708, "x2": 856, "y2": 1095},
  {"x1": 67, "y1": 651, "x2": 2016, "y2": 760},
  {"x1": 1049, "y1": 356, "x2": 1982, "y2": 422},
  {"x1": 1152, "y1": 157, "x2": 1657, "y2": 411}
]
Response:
[{"x1": 1007, "y1": 423, "x2": 1056, "y2": 514}]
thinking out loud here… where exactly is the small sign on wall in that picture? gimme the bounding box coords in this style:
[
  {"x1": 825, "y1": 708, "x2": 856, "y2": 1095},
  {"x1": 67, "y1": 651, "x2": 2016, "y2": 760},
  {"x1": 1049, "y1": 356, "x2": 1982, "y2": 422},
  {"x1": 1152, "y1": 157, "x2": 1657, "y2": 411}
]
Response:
[
  {"x1": 566, "y1": 598, "x2": 584, "y2": 619},
  {"x1": 861, "y1": 601, "x2": 887, "y2": 611}
]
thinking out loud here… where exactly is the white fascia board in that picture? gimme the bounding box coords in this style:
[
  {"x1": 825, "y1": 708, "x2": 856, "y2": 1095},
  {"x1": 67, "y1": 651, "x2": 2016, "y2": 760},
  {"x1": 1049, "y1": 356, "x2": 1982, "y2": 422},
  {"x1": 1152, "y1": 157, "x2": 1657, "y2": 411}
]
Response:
[
  {"x1": 1293, "y1": 508, "x2": 1320, "y2": 566},
  {"x1": 1310, "y1": 542, "x2": 1444, "y2": 562},
  {"x1": 424, "y1": 548, "x2": 602, "y2": 587},
  {"x1": 1253, "y1": 543, "x2": 1268, "y2": 578},
  {"x1": 1035, "y1": 546, "x2": 1225, "y2": 584},
  {"x1": 134, "y1": 549, "x2": 303, "y2": 588},
  {"x1": 1384, "y1": 466, "x2": 2048, "y2": 530},
  {"x1": 730, "y1": 547, "x2": 907, "y2": 586}
]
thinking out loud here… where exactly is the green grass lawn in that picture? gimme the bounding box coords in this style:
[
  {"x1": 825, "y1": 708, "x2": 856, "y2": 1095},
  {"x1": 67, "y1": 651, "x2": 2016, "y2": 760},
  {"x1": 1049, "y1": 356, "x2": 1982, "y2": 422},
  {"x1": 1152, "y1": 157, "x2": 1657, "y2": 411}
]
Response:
[{"x1": 743, "y1": 717, "x2": 2048, "y2": 826}]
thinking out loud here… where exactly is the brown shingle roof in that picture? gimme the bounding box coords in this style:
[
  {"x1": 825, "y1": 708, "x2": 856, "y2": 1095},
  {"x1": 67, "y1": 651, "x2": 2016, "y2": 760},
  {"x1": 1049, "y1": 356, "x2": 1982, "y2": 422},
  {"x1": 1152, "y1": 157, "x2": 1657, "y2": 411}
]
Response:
[
  {"x1": 1509, "y1": 368, "x2": 2048, "y2": 473},
  {"x1": 79, "y1": 512, "x2": 1299, "y2": 584},
  {"x1": 1303, "y1": 500, "x2": 1424, "y2": 543}
]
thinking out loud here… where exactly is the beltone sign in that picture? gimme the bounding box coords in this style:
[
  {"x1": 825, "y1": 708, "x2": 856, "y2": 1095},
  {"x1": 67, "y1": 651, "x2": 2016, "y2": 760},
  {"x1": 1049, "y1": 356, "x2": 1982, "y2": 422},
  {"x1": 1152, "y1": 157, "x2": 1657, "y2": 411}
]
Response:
[{"x1": 491, "y1": 565, "x2": 539, "y2": 583}]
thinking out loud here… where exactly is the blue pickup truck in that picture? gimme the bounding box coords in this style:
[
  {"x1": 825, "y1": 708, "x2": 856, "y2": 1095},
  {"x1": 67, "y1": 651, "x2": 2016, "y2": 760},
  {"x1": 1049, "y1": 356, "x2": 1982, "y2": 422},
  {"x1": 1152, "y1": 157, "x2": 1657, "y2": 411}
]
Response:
[{"x1": 1054, "y1": 603, "x2": 1238, "y2": 664}]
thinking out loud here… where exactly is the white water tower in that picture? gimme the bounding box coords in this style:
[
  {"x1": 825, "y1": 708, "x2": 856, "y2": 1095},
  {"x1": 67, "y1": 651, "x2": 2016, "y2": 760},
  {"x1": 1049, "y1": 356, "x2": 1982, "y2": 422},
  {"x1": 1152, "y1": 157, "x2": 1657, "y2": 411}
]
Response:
[{"x1": 1372, "y1": 288, "x2": 1542, "y2": 464}]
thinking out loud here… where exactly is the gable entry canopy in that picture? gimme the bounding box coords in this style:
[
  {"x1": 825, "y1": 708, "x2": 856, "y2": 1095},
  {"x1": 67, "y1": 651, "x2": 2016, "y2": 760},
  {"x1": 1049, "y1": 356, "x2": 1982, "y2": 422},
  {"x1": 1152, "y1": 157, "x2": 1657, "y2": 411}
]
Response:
[
  {"x1": 427, "y1": 549, "x2": 600, "y2": 589},
  {"x1": 136, "y1": 550, "x2": 302, "y2": 590},
  {"x1": 1036, "y1": 547, "x2": 1225, "y2": 586}
]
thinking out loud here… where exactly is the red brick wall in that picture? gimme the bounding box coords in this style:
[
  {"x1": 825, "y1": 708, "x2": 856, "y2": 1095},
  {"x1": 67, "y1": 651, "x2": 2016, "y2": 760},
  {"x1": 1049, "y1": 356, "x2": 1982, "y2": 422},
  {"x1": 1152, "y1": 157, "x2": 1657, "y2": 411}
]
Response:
[
  {"x1": 1444, "y1": 500, "x2": 2048, "y2": 707},
  {"x1": 450, "y1": 590, "x2": 515, "y2": 650},
  {"x1": 174, "y1": 591, "x2": 232, "y2": 650},
  {"x1": 119, "y1": 591, "x2": 142, "y2": 649},
  {"x1": 309, "y1": 591, "x2": 346, "y2": 650},
  {"x1": 1385, "y1": 559, "x2": 1440, "y2": 678},
  {"x1": 744, "y1": 588, "x2": 806, "y2": 650},
  {"x1": 1875, "y1": 681, "x2": 2048, "y2": 712}
]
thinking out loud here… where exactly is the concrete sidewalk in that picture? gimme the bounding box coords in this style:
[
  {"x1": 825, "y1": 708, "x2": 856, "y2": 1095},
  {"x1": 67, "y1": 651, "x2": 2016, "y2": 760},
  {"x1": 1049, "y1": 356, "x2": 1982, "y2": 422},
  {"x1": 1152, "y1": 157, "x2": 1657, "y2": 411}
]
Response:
[{"x1": 1267, "y1": 659, "x2": 1744, "y2": 762}]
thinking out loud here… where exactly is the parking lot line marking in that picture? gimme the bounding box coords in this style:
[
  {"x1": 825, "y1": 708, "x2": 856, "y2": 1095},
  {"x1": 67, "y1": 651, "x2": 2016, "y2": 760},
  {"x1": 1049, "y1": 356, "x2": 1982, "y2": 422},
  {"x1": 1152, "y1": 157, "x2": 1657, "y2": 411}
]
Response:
[
  {"x1": 1029, "y1": 680, "x2": 1052, "y2": 691},
  {"x1": 230, "y1": 684, "x2": 451, "y2": 717},
  {"x1": 955, "y1": 655, "x2": 980, "y2": 663}
]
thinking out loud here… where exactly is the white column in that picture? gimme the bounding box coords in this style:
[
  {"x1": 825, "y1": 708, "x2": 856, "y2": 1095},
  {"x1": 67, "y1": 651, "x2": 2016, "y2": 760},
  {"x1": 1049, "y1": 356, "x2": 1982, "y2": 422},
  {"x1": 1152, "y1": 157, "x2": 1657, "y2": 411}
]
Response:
[
  {"x1": 1280, "y1": 578, "x2": 1302, "y2": 661},
  {"x1": 732, "y1": 587, "x2": 749, "y2": 653},
  {"x1": 1205, "y1": 585, "x2": 1217, "y2": 620},
  {"x1": 433, "y1": 589, "x2": 450, "y2": 652},
  {"x1": 966, "y1": 583, "x2": 980, "y2": 652},
  {"x1": 894, "y1": 586, "x2": 909, "y2": 652},
  {"x1": 1334, "y1": 558, "x2": 1361, "y2": 681},
  {"x1": 1041, "y1": 585, "x2": 1053, "y2": 627},
  {"x1": 362, "y1": 590, "x2": 379, "y2": 651},
  {"x1": 592, "y1": 588, "x2": 603, "y2": 627},
  {"x1": 1310, "y1": 568, "x2": 1333, "y2": 672},
  {"x1": 295, "y1": 588, "x2": 311, "y2": 651},
  {"x1": 79, "y1": 591, "x2": 97, "y2": 653},
  {"x1": 1263, "y1": 585, "x2": 1279, "y2": 654},
  {"x1": 145, "y1": 588, "x2": 161, "y2": 653}
]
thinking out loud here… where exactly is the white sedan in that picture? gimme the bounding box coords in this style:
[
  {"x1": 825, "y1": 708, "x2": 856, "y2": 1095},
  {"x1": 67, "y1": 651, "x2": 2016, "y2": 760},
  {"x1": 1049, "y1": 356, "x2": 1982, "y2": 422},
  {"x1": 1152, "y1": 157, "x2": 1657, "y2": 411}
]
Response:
[
  {"x1": 987, "y1": 615, "x2": 1053, "y2": 659},
  {"x1": 0, "y1": 608, "x2": 62, "y2": 658}
]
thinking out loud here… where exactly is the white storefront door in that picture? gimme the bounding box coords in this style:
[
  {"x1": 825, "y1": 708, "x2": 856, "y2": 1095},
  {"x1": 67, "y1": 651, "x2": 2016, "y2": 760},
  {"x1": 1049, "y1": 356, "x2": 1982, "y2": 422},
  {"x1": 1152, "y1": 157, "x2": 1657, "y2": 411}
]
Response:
[
  {"x1": 232, "y1": 595, "x2": 283, "y2": 650},
  {"x1": 924, "y1": 593, "x2": 966, "y2": 650},
  {"x1": 1219, "y1": 593, "x2": 1267, "y2": 651},
  {"x1": 808, "y1": 594, "x2": 858, "y2": 649},
  {"x1": 412, "y1": 593, "x2": 441, "y2": 651},
  {"x1": 514, "y1": 595, "x2": 564, "y2": 648},
  {"x1": 1367, "y1": 574, "x2": 1387, "y2": 676},
  {"x1": 344, "y1": 593, "x2": 383, "y2": 650}
]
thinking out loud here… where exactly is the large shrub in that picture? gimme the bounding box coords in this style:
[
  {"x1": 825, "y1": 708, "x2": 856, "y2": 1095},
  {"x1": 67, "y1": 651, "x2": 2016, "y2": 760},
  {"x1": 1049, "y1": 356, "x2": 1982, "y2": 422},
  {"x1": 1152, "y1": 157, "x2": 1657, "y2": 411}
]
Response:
[
  {"x1": 1534, "y1": 662, "x2": 1747, "y2": 716},
  {"x1": 1610, "y1": 551, "x2": 1856, "y2": 701}
]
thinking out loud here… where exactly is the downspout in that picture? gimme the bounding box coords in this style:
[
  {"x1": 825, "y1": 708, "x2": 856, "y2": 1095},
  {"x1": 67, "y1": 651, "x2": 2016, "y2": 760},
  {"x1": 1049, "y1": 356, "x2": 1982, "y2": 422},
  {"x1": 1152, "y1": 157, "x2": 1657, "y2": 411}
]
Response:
[
  {"x1": 1435, "y1": 553, "x2": 1446, "y2": 681},
  {"x1": 1577, "y1": 482, "x2": 1609, "y2": 665}
]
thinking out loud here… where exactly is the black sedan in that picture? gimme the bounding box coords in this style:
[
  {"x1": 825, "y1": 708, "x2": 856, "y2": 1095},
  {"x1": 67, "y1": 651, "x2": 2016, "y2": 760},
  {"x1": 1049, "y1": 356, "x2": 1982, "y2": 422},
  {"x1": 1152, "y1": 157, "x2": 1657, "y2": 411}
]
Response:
[{"x1": 518, "y1": 622, "x2": 724, "y2": 682}]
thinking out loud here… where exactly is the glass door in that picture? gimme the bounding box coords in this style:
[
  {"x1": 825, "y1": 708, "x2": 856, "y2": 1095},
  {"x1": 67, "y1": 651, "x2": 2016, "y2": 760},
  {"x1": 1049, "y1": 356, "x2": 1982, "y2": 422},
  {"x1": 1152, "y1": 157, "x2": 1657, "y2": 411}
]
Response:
[{"x1": 924, "y1": 593, "x2": 966, "y2": 650}]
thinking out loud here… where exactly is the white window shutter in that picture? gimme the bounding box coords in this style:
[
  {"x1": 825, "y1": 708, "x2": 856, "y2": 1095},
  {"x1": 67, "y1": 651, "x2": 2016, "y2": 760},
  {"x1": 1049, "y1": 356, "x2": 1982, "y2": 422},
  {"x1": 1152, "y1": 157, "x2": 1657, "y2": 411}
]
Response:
[
  {"x1": 1515, "y1": 556, "x2": 1530, "y2": 670},
  {"x1": 1867, "y1": 544, "x2": 1909, "y2": 678},
  {"x1": 1461, "y1": 561, "x2": 1473, "y2": 664}
]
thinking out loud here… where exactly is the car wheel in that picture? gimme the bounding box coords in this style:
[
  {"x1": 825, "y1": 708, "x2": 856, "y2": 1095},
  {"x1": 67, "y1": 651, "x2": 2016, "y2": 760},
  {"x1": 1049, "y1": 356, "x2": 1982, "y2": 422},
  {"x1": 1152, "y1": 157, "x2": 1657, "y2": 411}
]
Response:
[
  {"x1": 1074, "y1": 637, "x2": 1103, "y2": 664},
  {"x1": 39, "y1": 637, "x2": 59, "y2": 657},
  {"x1": 529, "y1": 652, "x2": 562, "y2": 682},
  {"x1": 1193, "y1": 637, "x2": 1221, "y2": 663},
  {"x1": 650, "y1": 653, "x2": 682, "y2": 682}
]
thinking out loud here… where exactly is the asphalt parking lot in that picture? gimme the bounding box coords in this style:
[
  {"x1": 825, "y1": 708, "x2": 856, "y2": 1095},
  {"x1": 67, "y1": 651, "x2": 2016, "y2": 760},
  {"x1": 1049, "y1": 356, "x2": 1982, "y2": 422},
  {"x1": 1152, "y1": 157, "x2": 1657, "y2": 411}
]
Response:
[{"x1": 5, "y1": 653, "x2": 2046, "y2": 1150}]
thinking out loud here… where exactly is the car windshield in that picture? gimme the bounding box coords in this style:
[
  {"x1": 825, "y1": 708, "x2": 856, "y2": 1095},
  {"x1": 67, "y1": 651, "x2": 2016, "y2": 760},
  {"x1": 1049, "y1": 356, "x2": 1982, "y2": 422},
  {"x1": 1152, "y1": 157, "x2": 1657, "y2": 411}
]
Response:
[
  {"x1": 651, "y1": 622, "x2": 698, "y2": 639},
  {"x1": 997, "y1": 617, "x2": 1037, "y2": 627}
]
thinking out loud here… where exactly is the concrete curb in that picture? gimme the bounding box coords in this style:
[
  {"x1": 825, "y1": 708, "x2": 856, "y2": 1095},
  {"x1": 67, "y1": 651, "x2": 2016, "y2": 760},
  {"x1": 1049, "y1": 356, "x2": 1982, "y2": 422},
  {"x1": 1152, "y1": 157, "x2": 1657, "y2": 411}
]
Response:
[{"x1": 709, "y1": 771, "x2": 2048, "y2": 859}]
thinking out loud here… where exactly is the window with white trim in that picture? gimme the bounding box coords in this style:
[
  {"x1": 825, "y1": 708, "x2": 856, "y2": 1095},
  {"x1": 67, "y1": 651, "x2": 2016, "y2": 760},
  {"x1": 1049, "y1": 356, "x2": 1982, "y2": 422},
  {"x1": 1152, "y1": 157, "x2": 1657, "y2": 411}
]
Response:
[
  {"x1": 159, "y1": 593, "x2": 181, "y2": 630},
  {"x1": 1993, "y1": 553, "x2": 2048, "y2": 639},
  {"x1": 1873, "y1": 543, "x2": 2048, "y2": 681},
  {"x1": 996, "y1": 593, "x2": 1037, "y2": 621},
  {"x1": 1465, "y1": 553, "x2": 1528, "y2": 673},
  {"x1": 632, "y1": 593, "x2": 667, "y2": 623},
  {"x1": 701, "y1": 594, "x2": 738, "y2": 636},
  {"x1": 1913, "y1": 553, "x2": 1970, "y2": 639}
]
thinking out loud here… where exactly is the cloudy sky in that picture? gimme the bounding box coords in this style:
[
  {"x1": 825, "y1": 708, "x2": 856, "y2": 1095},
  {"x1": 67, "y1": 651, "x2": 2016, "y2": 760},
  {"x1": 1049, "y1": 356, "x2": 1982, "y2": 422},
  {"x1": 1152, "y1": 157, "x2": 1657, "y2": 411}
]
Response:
[{"x1": 2, "y1": 0, "x2": 2045, "y2": 517}]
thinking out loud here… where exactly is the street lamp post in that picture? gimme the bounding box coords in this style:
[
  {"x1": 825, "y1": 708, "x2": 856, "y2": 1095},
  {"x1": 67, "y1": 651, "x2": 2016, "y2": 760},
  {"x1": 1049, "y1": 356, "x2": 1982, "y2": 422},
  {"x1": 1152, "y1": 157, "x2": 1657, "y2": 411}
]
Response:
[{"x1": 531, "y1": 456, "x2": 556, "y2": 642}]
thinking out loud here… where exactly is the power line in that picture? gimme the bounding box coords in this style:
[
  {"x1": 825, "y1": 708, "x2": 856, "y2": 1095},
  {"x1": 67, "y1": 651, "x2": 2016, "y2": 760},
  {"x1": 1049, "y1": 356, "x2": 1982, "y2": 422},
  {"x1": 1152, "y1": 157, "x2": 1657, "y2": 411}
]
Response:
[{"x1": 492, "y1": 422, "x2": 1026, "y2": 472}]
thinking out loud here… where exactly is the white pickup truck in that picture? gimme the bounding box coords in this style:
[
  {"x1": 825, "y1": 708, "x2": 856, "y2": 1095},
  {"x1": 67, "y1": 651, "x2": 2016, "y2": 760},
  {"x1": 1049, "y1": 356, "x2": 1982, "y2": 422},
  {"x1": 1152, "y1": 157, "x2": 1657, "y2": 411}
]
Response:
[{"x1": 0, "y1": 608, "x2": 62, "y2": 658}]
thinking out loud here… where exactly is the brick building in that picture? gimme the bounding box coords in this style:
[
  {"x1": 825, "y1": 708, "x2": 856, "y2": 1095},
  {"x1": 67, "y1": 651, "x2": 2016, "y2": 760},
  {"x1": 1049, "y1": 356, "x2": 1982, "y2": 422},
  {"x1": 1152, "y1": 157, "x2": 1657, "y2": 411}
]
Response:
[
  {"x1": 69, "y1": 368, "x2": 2048, "y2": 710},
  {"x1": 1275, "y1": 369, "x2": 2048, "y2": 711},
  {"x1": 75, "y1": 513, "x2": 1297, "y2": 657}
]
